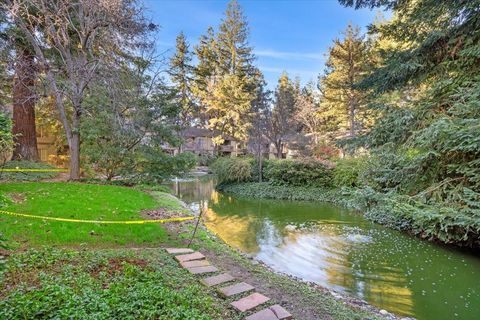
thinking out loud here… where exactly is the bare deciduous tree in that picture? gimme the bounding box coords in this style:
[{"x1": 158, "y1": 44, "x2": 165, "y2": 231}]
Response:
[
  {"x1": 3, "y1": 0, "x2": 151, "y2": 179},
  {"x1": 294, "y1": 87, "x2": 322, "y2": 146}
]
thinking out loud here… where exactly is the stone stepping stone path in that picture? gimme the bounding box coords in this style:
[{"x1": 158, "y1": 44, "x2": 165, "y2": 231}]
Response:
[
  {"x1": 201, "y1": 273, "x2": 235, "y2": 287},
  {"x1": 166, "y1": 248, "x2": 193, "y2": 254},
  {"x1": 180, "y1": 259, "x2": 211, "y2": 268},
  {"x1": 175, "y1": 251, "x2": 205, "y2": 262},
  {"x1": 245, "y1": 305, "x2": 292, "y2": 320},
  {"x1": 218, "y1": 282, "x2": 254, "y2": 297},
  {"x1": 165, "y1": 248, "x2": 293, "y2": 320},
  {"x1": 231, "y1": 292, "x2": 270, "y2": 312},
  {"x1": 187, "y1": 265, "x2": 218, "y2": 274}
]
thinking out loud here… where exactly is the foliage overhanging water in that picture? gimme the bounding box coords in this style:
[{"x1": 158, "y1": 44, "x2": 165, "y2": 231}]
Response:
[{"x1": 169, "y1": 177, "x2": 480, "y2": 320}]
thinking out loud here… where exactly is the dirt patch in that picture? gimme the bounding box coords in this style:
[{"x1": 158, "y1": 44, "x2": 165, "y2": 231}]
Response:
[
  {"x1": 8, "y1": 192, "x2": 26, "y2": 204},
  {"x1": 0, "y1": 267, "x2": 41, "y2": 299},
  {"x1": 42, "y1": 172, "x2": 69, "y2": 182},
  {"x1": 142, "y1": 207, "x2": 180, "y2": 220},
  {"x1": 90, "y1": 257, "x2": 150, "y2": 278}
]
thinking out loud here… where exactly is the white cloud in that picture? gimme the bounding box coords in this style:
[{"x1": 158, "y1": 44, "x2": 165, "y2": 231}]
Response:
[{"x1": 255, "y1": 49, "x2": 325, "y2": 61}]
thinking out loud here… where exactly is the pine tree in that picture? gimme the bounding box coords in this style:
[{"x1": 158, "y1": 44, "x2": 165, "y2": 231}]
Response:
[
  {"x1": 204, "y1": 74, "x2": 254, "y2": 144},
  {"x1": 169, "y1": 32, "x2": 194, "y2": 126},
  {"x1": 319, "y1": 24, "x2": 370, "y2": 138},
  {"x1": 216, "y1": 0, "x2": 255, "y2": 78},
  {"x1": 192, "y1": 26, "x2": 218, "y2": 125},
  {"x1": 192, "y1": 0, "x2": 259, "y2": 145}
]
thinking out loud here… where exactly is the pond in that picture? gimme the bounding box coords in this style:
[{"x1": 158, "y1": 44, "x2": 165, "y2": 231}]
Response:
[{"x1": 169, "y1": 177, "x2": 480, "y2": 320}]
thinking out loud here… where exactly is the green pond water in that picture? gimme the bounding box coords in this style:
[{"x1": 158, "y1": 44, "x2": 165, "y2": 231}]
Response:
[{"x1": 170, "y1": 177, "x2": 480, "y2": 320}]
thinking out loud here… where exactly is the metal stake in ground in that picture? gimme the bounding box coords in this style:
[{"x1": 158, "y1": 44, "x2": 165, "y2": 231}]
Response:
[{"x1": 188, "y1": 201, "x2": 204, "y2": 248}]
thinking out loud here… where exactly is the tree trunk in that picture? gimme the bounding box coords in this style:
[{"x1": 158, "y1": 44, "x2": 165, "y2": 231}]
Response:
[
  {"x1": 349, "y1": 98, "x2": 356, "y2": 138},
  {"x1": 11, "y1": 47, "x2": 39, "y2": 161},
  {"x1": 69, "y1": 130, "x2": 81, "y2": 180},
  {"x1": 256, "y1": 139, "x2": 263, "y2": 182},
  {"x1": 275, "y1": 140, "x2": 283, "y2": 158}
]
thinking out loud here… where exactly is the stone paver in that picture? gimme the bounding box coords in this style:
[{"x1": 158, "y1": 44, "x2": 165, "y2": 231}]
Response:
[
  {"x1": 231, "y1": 293, "x2": 270, "y2": 312},
  {"x1": 245, "y1": 308, "x2": 278, "y2": 320},
  {"x1": 186, "y1": 265, "x2": 218, "y2": 274},
  {"x1": 201, "y1": 273, "x2": 235, "y2": 287},
  {"x1": 270, "y1": 305, "x2": 292, "y2": 320},
  {"x1": 180, "y1": 259, "x2": 211, "y2": 268},
  {"x1": 175, "y1": 252, "x2": 205, "y2": 262},
  {"x1": 218, "y1": 282, "x2": 254, "y2": 297},
  {"x1": 166, "y1": 248, "x2": 193, "y2": 254}
]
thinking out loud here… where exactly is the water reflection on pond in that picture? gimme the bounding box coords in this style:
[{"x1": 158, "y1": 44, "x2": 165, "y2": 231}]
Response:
[{"x1": 170, "y1": 177, "x2": 480, "y2": 320}]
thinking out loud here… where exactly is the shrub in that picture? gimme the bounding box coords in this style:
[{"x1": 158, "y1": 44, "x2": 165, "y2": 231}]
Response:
[
  {"x1": 263, "y1": 158, "x2": 333, "y2": 188},
  {"x1": 0, "y1": 160, "x2": 59, "y2": 181},
  {"x1": 135, "y1": 150, "x2": 197, "y2": 183},
  {"x1": 211, "y1": 157, "x2": 252, "y2": 184},
  {"x1": 333, "y1": 157, "x2": 366, "y2": 188},
  {"x1": 0, "y1": 232, "x2": 8, "y2": 273},
  {"x1": 0, "y1": 112, "x2": 13, "y2": 164},
  {"x1": 197, "y1": 154, "x2": 217, "y2": 166},
  {"x1": 358, "y1": 148, "x2": 432, "y2": 193}
]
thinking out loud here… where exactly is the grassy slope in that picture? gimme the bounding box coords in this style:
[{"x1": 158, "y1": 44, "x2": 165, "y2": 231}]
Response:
[{"x1": 0, "y1": 182, "x2": 177, "y2": 246}]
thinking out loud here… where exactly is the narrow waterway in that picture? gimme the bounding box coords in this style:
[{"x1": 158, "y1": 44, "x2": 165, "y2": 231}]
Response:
[{"x1": 169, "y1": 177, "x2": 480, "y2": 320}]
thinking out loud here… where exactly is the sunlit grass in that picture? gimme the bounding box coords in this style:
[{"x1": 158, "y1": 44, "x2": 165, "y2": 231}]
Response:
[{"x1": 0, "y1": 182, "x2": 179, "y2": 247}]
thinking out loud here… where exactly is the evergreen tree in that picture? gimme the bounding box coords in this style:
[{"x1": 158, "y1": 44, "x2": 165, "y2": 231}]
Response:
[
  {"x1": 11, "y1": 43, "x2": 39, "y2": 161},
  {"x1": 319, "y1": 24, "x2": 371, "y2": 138},
  {"x1": 216, "y1": 0, "x2": 255, "y2": 78},
  {"x1": 169, "y1": 32, "x2": 194, "y2": 126},
  {"x1": 192, "y1": 26, "x2": 218, "y2": 125},
  {"x1": 1, "y1": 10, "x2": 39, "y2": 161},
  {"x1": 192, "y1": 0, "x2": 258, "y2": 145},
  {"x1": 340, "y1": 0, "x2": 480, "y2": 245},
  {"x1": 204, "y1": 74, "x2": 254, "y2": 144}
]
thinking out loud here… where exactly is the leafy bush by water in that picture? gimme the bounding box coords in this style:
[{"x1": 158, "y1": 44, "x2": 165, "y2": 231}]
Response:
[
  {"x1": 264, "y1": 158, "x2": 333, "y2": 188},
  {"x1": 211, "y1": 157, "x2": 253, "y2": 184},
  {"x1": 333, "y1": 157, "x2": 366, "y2": 188}
]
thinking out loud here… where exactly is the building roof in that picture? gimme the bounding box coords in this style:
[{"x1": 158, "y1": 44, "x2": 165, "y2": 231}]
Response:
[{"x1": 180, "y1": 127, "x2": 236, "y2": 141}]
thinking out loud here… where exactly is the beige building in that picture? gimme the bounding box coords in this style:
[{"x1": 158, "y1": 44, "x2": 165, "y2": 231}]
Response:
[{"x1": 164, "y1": 127, "x2": 244, "y2": 157}]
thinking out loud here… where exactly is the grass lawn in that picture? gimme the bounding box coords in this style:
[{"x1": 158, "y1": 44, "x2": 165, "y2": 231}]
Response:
[{"x1": 0, "y1": 182, "x2": 183, "y2": 247}]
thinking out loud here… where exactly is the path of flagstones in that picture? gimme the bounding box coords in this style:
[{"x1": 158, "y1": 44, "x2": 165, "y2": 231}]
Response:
[{"x1": 166, "y1": 248, "x2": 293, "y2": 320}]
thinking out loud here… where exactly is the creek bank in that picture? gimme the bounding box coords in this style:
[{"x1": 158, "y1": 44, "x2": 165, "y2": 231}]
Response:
[
  {"x1": 216, "y1": 182, "x2": 480, "y2": 248},
  {"x1": 157, "y1": 193, "x2": 404, "y2": 320}
]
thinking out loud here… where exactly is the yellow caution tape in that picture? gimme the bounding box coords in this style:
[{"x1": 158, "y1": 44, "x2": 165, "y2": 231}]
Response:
[
  {"x1": 0, "y1": 210, "x2": 194, "y2": 224},
  {"x1": 0, "y1": 168, "x2": 68, "y2": 172}
]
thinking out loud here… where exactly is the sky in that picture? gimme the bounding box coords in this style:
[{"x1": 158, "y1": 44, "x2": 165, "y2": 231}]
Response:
[{"x1": 144, "y1": 0, "x2": 384, "y2": 89}]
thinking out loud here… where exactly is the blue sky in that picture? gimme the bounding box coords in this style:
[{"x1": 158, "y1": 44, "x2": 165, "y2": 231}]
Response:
[{"x1": 144, "y1": 0, "x2": 383, "y2": 89}]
